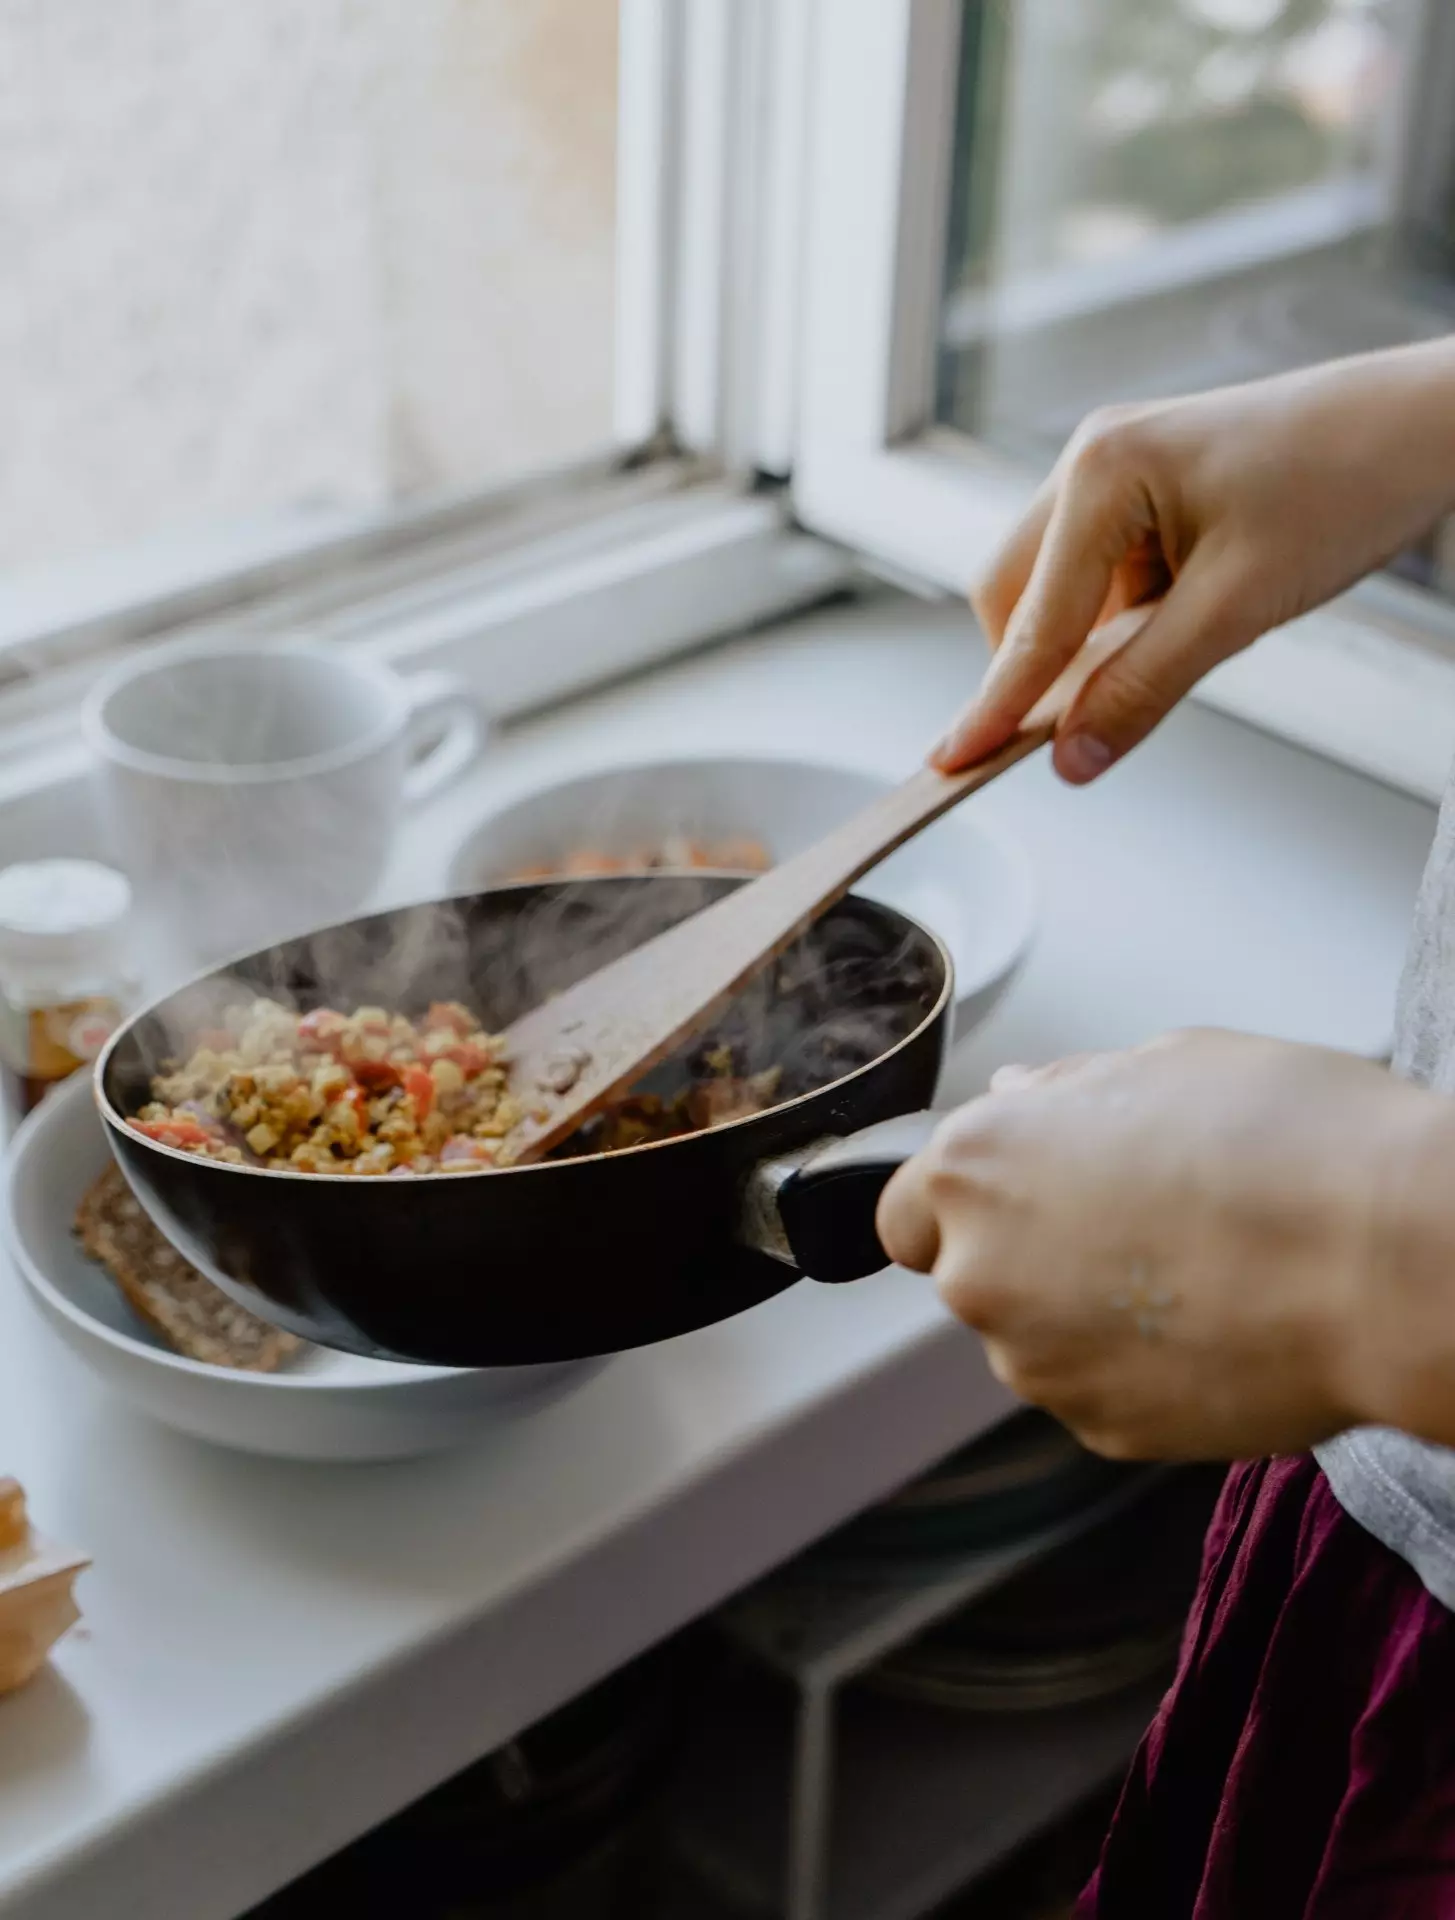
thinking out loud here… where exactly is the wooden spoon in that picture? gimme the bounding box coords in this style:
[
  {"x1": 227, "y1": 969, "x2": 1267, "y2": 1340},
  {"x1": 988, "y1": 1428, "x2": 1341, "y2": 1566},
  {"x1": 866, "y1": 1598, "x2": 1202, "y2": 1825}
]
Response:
[{"x1": 500, "y1": 621, "x2": 1134, "y2": 1163}]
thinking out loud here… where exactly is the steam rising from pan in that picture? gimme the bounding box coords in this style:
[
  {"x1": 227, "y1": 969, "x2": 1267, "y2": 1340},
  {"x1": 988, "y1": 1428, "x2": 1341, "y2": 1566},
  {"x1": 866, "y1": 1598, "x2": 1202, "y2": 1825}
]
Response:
[{"x1": 107, "y1": 876, "x2": 944, "y2": 1143}]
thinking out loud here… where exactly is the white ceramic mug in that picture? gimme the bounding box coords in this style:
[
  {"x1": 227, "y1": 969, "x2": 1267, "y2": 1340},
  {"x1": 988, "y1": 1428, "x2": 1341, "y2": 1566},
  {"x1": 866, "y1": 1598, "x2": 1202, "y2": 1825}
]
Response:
[{"x1": 83, "y1": 642, "x2": 483, "y2": 967}]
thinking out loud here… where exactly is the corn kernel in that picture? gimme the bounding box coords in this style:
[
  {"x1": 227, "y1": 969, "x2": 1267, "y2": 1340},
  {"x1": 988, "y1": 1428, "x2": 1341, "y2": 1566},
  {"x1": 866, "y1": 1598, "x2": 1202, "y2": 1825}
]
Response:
[{"x1": 429, "y1": 1057, "x2": 465, "y2": 1095}]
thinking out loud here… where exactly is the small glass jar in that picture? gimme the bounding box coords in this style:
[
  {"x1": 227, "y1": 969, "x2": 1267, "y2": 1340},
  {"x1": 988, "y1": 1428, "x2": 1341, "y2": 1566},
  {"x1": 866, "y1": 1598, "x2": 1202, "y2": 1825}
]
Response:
[{"x1": 0, "y1": 860, "x2": 135, "y2": 1133}]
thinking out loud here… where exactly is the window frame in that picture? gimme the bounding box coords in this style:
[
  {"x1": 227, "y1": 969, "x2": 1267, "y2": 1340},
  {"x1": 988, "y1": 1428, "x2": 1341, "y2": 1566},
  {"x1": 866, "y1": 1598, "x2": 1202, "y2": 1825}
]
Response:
[{"x1": 789, "y1": 0, "x2": 1455, "y2": 805}]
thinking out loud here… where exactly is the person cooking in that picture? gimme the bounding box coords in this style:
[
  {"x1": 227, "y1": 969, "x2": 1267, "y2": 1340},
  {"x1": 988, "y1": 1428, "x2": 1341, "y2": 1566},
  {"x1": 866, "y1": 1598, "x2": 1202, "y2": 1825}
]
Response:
[{"x1": 878, "y1": 337, "x2": 1455, "y2": 1917}]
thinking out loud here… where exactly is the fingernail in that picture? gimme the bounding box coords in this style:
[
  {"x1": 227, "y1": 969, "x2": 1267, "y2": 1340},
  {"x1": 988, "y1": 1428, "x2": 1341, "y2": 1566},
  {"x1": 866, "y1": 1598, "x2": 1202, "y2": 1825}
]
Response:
[{"x1": 1057, "y1": 734, "x2": 1115, "y2": 785}]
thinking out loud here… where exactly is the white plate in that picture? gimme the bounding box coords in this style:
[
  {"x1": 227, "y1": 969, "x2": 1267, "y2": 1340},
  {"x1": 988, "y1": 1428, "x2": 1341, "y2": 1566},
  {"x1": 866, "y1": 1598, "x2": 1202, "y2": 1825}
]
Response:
[
  {"x1": 4, "y1": 1075, "x2": 604, "y2": 1462},
  {"x1": 446, "y1": 754, "x2": 1038, "y2": 1039}
]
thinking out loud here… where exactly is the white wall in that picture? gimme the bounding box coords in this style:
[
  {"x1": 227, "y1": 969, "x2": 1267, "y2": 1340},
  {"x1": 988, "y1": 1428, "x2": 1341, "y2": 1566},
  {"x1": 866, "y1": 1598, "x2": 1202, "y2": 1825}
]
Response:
[{"x1": 0, "y1": 0, "x2": 618, "y2": 576}]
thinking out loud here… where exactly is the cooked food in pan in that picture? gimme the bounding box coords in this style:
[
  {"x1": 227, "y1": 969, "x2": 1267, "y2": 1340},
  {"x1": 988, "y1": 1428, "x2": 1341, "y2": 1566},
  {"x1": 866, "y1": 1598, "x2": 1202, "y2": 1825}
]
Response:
[
  {"x1": 128, "y1": 997, "x2": 786, "y2": 1176},
  {"x1": 130, "y1": 999, "x2": 519, "y2": 1175}
]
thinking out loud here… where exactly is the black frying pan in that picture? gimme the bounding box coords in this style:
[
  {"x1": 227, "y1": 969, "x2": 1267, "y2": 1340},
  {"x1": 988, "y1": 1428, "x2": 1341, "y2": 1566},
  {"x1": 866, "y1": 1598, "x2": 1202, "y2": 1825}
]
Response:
[{"x1": 96, "y1": 876, "x2": 947, "y2": 1367}]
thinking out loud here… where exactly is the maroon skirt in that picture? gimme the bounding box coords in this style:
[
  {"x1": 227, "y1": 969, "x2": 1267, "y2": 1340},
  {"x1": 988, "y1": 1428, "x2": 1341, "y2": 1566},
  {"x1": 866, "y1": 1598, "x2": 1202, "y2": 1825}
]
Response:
[{"x1": 1076, "y1": 1453, "x2": 1455, "y2": 1920}]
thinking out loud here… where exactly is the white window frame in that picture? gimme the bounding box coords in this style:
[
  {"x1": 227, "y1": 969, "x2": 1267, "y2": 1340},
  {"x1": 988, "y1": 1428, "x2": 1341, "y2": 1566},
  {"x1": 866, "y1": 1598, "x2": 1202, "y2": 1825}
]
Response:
[{"x1": 789, "y1": 0, "x2": 1455, "y2": 805}]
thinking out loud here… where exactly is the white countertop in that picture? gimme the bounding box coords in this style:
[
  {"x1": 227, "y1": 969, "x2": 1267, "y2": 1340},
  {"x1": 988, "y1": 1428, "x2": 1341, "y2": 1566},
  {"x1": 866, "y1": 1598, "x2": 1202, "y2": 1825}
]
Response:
[{"x1": 0, "y1": 595, "x2": 1438, "y2": 1919}]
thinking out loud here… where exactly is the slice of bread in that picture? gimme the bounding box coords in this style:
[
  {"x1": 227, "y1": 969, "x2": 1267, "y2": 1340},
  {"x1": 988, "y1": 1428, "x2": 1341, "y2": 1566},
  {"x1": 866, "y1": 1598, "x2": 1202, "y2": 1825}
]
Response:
[{"x1": 75, "y1": 1165, "x2": 304, "y2": 1372}]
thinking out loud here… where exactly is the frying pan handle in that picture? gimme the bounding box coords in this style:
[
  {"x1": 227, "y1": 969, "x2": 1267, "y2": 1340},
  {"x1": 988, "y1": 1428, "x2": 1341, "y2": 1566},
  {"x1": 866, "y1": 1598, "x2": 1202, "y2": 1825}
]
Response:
[{"x1": 743, "y1": 1111, "x2": 941, "y2": 1286}]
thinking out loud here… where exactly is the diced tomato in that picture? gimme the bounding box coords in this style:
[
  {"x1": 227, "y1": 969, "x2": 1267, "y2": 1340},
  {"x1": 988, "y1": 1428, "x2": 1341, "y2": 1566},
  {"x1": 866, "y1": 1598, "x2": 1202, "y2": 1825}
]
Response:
[
  {"x1": 350, "y1": 1058, "x2": 401, "y2": 1092},
  {"x1": 402, "y1": 1065, "x2": 435, "y2": 1118},
  {"x1": 425, "y1": 1002, "x2": 476, "y2": 1037},
  {"x1": 298, "y1": 1008, "x2": 347, "y2": 1054},
  {"x1": 443, "y1": 1040, "x2": 493, "y2": 1077},
  {"x1": 131, "y1": 1117, "x2": 216, "y2": 1149}
]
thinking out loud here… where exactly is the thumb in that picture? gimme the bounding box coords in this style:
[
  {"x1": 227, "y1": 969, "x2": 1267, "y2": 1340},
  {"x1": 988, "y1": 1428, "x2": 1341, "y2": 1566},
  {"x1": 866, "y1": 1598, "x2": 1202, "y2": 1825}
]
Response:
[
  {"x1": 1052, "y1": 554, "x2": 1257, "y2": 783},
  {"x1": 876, "y1": 1158, "x2": 942, "y2": 1275}
]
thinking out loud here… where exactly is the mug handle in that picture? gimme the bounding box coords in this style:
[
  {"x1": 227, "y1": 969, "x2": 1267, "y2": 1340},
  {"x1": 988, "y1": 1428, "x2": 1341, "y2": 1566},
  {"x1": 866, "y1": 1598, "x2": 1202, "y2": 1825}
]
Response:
[{"x1": 400, "y1": 670, "x2": 486, "y2": 804}]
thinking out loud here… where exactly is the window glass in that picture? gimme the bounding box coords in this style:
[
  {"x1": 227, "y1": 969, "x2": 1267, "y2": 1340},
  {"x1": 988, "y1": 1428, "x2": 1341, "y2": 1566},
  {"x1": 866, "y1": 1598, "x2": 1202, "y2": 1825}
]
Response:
[
  {"x1": 950, "y1": 0, "x2": 1396, "y2": 287},
  {"x1": 938, "y1": 1, "x2": 1455, "y2": 592},
  {"x1": 1, "y1": 0, "x2": 619, "y2": 583}
]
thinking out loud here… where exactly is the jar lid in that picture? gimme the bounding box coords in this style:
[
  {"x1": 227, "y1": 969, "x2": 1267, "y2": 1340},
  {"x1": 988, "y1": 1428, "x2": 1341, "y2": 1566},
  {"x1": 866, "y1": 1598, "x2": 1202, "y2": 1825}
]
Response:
[{"x1": 0, "y1": 860, "x2": 132, "y2": 976}]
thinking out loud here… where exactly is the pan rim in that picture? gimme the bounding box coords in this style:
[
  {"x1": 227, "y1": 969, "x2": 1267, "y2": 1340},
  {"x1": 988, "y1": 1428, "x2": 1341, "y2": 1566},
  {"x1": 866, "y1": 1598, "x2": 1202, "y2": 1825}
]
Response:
[{"x1": 94, "y1": 876, "x2": 955, "y2": 1186}]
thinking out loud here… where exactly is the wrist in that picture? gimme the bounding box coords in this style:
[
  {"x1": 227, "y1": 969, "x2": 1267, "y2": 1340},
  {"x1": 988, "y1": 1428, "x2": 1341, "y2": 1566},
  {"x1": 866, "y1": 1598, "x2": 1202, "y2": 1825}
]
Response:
[
  {"x1": 1333, "y1": 1079, "x2": 1455, "y2": 1444},
  {"x1": 1340, "y1": 339, "x2": 1455, "y2": 530}
]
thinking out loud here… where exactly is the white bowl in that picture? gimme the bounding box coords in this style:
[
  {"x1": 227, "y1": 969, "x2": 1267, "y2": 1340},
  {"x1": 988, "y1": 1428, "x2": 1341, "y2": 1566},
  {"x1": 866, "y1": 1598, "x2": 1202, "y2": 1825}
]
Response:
[
  {"x1": 447, "y1": 755, "x2": 1038, "y2": 1038},
  {"x1": 4, "y1": 1075, "x2": 604, "y2": 1462}
]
